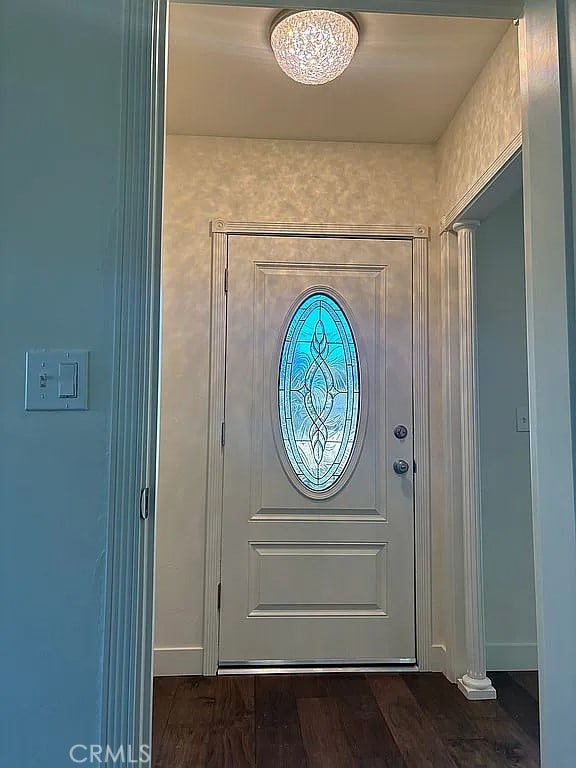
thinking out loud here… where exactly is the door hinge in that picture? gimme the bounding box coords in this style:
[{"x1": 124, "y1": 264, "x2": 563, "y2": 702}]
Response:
[
  {"x1": 413, "y1": 460, "x2": 417, "y2": 474},
  {"x1": 221, "y1": 421, "x2": 226, "y2": 447},
  {"x1": 217, "y1": 583, "x2": 222, "y2": 611},
  {"x1": 224, "y1": 267, "x2": 228, "y2": 293},
  {"x1": 139, "y1": 486, "x2": 151, "y2": 520}
]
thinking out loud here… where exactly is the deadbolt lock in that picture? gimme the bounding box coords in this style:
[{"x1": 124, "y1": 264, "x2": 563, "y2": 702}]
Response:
[{"x1": 394, "y1": 424, "x2": 408, "y2": 439}]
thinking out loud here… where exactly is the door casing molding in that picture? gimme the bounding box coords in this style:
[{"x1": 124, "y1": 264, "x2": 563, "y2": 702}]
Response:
[
  {"x1": 203, "y1": 220, "x2": 432, "y2": 674},
  {"x1": 100, "y1": 0, "x2": 167, "y2": 757}
]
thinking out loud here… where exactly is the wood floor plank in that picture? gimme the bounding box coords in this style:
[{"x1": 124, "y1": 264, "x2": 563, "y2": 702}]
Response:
[
  {"x1": 153, "y1": 672, "x2": 541, "y2": 768},
  {"x1": 152, "y1": 689, "x2": 175, "y2": 765},
  {"x1": 337, "y1": 692, "x2": 407, "y2": 767},
  {"x1": 205, "y1": 676, "x2": 255, "y2": 768},
  {"x1": 402, "y1": 673, "x2": 479, "y2": 740},
  {"x1": 402, "y1": 673, "x2": 540, "y2": 767},
  {"x1": 446, "y1": 737, "x2": 518, "y2": 768},
  {"x1": 154, "y1": 725, "x2": 212, "y2": 768},
  {"x1": 255, "y1": 675, "x2": 307, "y2": 768},
  {"x1": 255, "y1": 675, "x2": 301, "y2": 728},
  {"x1": 369, "y1": 675, "x2": 458, "y2": 768},
  {"x1": 152, "y1": 694, "x2": 172, "y2": 744},
  {"x1": 256, "y1": 724, "x2": 309, "y2": 768},
  {"x1": 451, "y1": 689, "x2": 507, "y2": 722},
  {"x1": 155, "y1": 677, "x2": 216, "y2": 767},
  {"x1": 474, "y1": 717, "x2": 540, "y2": 768},
  {"x1": 415, "y1": 674, "x2": 541, "y2": 767},
  {"x1": 291, "y1": 673, "x2": 331, "y2": 699},
  {"x1": 509, "y1": 672, "x2": 539, "y2": 703},
  {"x1": 169, "y1": 676, "x2": 216, "y2": 725},
  {"x1": 153, "y1": 676, "x2": 180, "y2": 698},
  {"x1": 297, "y1": 697, "x2": 356, "y2": 768},
  {"x1": 326, "y1": 673, "x2": 372, "y2": 699},
  {"x1": 490, "y1": 673, "x2": 540, "y2": 743}
]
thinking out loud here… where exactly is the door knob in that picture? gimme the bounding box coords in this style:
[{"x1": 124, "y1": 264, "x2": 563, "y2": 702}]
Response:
[
  {"x1": 393, "y1": 459, "x2": 410, "y2": 475},
  {"x1": 394, "y1": 424, "x2": 408, "y2": 439}
]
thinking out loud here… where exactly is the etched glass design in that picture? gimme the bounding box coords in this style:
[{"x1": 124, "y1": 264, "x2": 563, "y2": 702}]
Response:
[{"x1": 278, "y1": 293, "x2": 361, "y2": 493}]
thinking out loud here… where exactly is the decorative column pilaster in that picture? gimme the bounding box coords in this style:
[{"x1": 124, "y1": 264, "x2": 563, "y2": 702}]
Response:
[{"x1": 453, "y1": 220, "x2": 496, "y2": 701}]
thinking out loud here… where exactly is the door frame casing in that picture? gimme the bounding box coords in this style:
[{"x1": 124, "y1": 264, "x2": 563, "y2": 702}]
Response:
[
  {"x1": 100, "y1": 0, "x2": 167, "y2": 757},
  {"x1": 203, "y1": 219, "x2": 432, "y2": 674}
]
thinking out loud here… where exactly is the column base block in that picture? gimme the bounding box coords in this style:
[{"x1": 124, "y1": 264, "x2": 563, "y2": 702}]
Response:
[{"x1": 458, "y1": 675, "x2": 497, "y2": 700}]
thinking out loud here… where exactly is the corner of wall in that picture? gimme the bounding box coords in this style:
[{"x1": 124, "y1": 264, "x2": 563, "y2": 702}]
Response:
[{"x1": 435, "y1": 23, "x2": 521, "y2": 227}]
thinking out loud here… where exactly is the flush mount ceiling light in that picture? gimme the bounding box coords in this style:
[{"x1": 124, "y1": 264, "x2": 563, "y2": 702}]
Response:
[{"x1": 270, "y1": 10, "x2": 360, "y2": 85}]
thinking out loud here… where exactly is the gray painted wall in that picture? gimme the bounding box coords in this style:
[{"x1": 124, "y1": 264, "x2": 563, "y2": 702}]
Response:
[
  {"x1": 0, "y1": 1, "x2": 122, "y2": 764},
  {"x1": 476, "y1": 190, "x2": 537, "y2": 669}
]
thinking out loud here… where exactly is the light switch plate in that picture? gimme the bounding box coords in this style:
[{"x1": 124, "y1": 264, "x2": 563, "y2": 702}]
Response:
[
  {"x1": 25, "y1": 350, "x2": 89, "y2": 411},
  {"x1": 516, "y1": 405, "x2": 530, "y2": 432}
]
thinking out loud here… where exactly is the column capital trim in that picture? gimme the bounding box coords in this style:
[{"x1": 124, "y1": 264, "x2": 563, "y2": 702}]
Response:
[{"x1": 453, "y1": 220, "x2": 481, "y2": 233}]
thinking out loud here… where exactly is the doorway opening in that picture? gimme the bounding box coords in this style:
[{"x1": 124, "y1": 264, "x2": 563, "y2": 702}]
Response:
[
  {"x1": 472, "y1": 160, "x2": 537, "y2": 678},
  {"x1": 150, "y1": 4, "x2": 539, "y2": 765}
]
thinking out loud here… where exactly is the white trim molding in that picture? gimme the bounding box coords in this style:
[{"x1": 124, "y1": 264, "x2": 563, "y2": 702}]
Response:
[
  {"x1": 486, "y1": 643, "x2": 538, "y2": 672},
  {"x1": 413, "y1": 235, "x2": 433, "y2": 672},
  {"x1": 176, "y1": 1, "x2": 522, "y2": 20},
  {"x1": 430, "y1": 643, "x2": 448, "y2": 673},
  {"x1": 453, "y1": 220, "x2": 496, "y2": 701},
  {"x1": 154, "y1": 646, "x2": 204, "y2": 676},
  {"x1": 519, "y1": 7, "x2": 576, "y2": 762},
  {"x1": 440, "y1": 132, "x2": 523, "y2": 233},
  {"x1": 203, "y1": 220, "x2": 433, "y2": 674},
  {"x1": 440, "y1": 229, "x2": 467, "y2": 684},
  {"x1": 211, "y1": 219, "x2": 429, "y2": 239},
  {"x1": 101, "y1": 0, "x2": 167, "y2": 757},
  {"x1": 202, "y1": 231, "x2": 228, "y2": 676}
]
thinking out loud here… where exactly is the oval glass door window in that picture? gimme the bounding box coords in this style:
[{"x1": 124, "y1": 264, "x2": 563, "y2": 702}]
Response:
[{"x1": 278, "y1": 293, "x2": 361, "y2": 495}]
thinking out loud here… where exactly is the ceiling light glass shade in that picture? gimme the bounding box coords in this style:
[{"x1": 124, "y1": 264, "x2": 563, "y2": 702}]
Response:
[{"x1": 270, "y1": 10, "x2": 359, "y2": 85}]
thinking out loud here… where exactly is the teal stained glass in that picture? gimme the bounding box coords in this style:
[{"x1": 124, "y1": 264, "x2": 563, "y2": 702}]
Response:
[{"x1": 278, "y1": 293, "x2": 361, "y2": 493}]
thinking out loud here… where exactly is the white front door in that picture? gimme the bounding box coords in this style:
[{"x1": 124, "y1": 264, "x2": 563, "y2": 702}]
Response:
[{"x1": 219, "y1": 234, "x2": 415, "y2": 666}]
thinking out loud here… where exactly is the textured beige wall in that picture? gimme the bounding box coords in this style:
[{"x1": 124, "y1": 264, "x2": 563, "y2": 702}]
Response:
[
  {"x1": 436, "y1": 24, "x2": 521, "y2": 223},
  {"x1": 156, "y1": 24, "x2": 522, "y2": 672},
  {"x1": 155, "y1": 135, "x2": 444, "y2": 666}
]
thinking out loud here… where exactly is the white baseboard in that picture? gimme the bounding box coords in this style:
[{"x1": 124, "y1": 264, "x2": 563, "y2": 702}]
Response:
[
  {"x1": 430, "y1": 643, "x2": 447, "y2": 673},
  {"x1": 154, "y1": 646, "x2": 204, "y2": 676},
  {"x1": 486, "y1": 642, "x2": 538, "y2": 671},
  {"x1": 153, "y1": 645, "x2": 449, "y2": 676}
]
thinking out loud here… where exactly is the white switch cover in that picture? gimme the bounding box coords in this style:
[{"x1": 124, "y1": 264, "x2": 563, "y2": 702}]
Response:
[
  {"x1": 25, "y1": 350, "x2": 89, "y2": 411},
  {"x1": 516, "y1": 406, "x2": 530, "y2": 432}
]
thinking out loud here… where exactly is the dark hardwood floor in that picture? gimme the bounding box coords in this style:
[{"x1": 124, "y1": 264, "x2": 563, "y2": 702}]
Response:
[{"x1": 152, "y1": 671, "x2": 539, "y2": 767}]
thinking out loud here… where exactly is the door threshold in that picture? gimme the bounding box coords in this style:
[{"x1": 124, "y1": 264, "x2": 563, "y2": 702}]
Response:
[{"x1": 218, "y1": 663, "x2": 419, "y2": 676}]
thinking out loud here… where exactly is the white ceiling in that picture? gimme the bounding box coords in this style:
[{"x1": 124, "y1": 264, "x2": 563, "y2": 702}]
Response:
[{"x1": 167, "y1": 4, "x2": 510, "y2": 144}]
